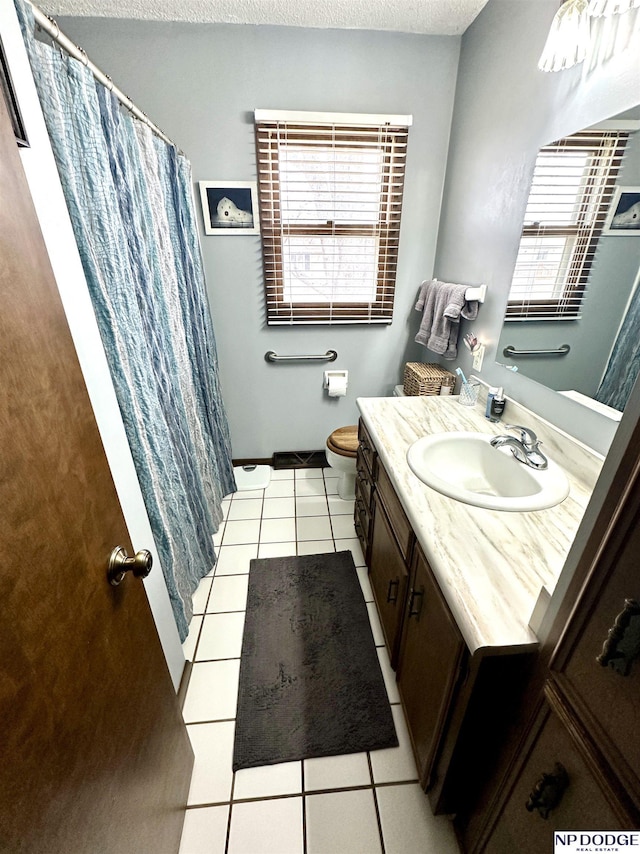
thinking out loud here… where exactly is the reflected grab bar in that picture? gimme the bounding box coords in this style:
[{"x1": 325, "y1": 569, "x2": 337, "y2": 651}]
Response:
[
  {"x1": 265, "y1": 350, "x2": 338, "y2": 363},
  {"x1": 503, "y1": 344, "x2": 571, "y2": 358}
]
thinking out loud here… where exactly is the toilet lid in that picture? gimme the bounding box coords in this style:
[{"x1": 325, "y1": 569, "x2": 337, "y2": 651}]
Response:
[{"x1": 327, "y1": 425, "x2": 358, "y2": 458}]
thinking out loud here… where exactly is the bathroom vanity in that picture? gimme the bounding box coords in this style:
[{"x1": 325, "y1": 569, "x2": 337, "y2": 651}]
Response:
[{"x1": 355, "y1": 394, "x2": 601, "y2": 817}]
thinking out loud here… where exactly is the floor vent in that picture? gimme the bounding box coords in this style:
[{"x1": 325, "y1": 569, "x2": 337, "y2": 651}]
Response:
[{"x1": 272, "y1": 450, "x2": 328, "y2": 470}]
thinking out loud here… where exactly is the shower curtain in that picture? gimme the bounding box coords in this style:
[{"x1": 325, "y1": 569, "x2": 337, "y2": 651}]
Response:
[
  {"x1": 16, "y1": 0, "x2": 236, "y2": 641},
  {"x1": 595, "y1": 269, "x2": 640, "y2": 413}
]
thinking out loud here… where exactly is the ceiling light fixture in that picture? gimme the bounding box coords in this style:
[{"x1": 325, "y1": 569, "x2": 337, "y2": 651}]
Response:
[
  {"x1": 538, "y1": 0, "x2": 591, "y2": 72},
  {"x1": 588, "y1": 0, "x2": 640, "y2": 16},
  {"x1": 538, "y1": 0, "x2": 639, "y2": 71}
]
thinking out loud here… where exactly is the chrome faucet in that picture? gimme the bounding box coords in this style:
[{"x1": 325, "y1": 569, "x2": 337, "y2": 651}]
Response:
[{"x1": 490, "y1": 425, "x2": 548, "y2": 470}]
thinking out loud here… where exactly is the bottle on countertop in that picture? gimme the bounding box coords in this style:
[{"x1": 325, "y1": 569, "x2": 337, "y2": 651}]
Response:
[
  {"x1": 485, "y1": 386, "x2": 498, "y2": 419},
  {"x1": 490, "y1": 387, "x2": 506, "y2": 421}
]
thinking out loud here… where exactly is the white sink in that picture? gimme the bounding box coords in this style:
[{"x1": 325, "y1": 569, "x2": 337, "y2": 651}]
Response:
[{"x1": 406, "y1": 432, "x2": 570, "y2": 512}]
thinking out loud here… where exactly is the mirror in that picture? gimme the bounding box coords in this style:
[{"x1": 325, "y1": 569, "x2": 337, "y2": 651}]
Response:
[{"x1": 496, "y1": 106, "x2": 640, "y2": 419}]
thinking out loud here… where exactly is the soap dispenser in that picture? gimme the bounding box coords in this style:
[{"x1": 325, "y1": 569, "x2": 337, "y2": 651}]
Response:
[{"x1": 490, "y1": 387, "x2": 505, "y2": 421}]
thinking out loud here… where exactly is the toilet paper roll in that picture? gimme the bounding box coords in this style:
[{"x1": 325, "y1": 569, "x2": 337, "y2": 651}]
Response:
[{"x1": 327, "y1": 375, "x2": 348, "y2": 397}]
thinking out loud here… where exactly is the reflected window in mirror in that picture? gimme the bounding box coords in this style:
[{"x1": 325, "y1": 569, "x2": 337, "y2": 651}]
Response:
[{"x1": 506, "y1": 129, "x2": 630, "y2": 321}]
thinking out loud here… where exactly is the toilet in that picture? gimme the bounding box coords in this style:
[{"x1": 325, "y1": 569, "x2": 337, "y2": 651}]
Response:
[{"x1": 325, "y1": 425, "x2": 359, "y2": 500}]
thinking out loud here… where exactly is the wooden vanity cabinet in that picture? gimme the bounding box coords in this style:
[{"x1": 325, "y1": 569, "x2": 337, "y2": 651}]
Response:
[
  {"x1": 398, "y1": 543, "x2": 533, "y2": 815},
  {"x1": 354, "y1": 420, "x2": 377, "y2": 561},
  {"x1": 397, "y1": 543, "x2": 467, "y2": 791},
  {"x1": 369, "y1": 461, "x2": 414, "y2": 666},
  {"x1": 361, "y1": 418, "x2": 534, "y2": 818},
  {"x1": 369, "y1": 491, "x2": 410, "y2": 666}
]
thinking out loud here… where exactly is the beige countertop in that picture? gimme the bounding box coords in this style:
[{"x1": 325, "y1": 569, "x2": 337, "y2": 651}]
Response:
[{"x1": 356, "y1": 394, "x2": 602, "y2": 656}]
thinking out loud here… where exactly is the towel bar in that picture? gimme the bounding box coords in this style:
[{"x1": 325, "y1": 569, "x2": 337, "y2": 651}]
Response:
[
  {"x1": 464, "y1": 284, "x2": 486, "y2": 303},
  {"x1": 265, "y1": 350, "x2": 338, "y2": 363},
  {"x1": 432, "y1": 279, "x2": 486, "y2": 303},
  {"x1": 503, "y1": 344, "x2": 570, "y2": 358}
]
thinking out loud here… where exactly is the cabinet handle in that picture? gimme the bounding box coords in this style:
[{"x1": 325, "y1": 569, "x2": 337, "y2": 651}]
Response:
[
  {"x1": 387, "y1": 578, "x2": 399, "y2": 604},
  {"x1": 408, "y1": 586, "x2": 424, "y2": 619},
  {"x1": 525, "y1": 762, "x2": 569, "y2": 819},
  {"x1": 596, "y1": 598, "x2": 640, "y2": 676}
]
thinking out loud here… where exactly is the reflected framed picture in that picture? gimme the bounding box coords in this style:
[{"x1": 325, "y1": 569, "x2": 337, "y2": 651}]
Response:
[
  {"x1": 0, "y1": 36, "x2": 28, "y2": 147},
  {"x1": 198, "y1": 181, "x2": 260, "y2": 235},
  {"x1": 602, "y1": 187, "x2": 640, "y2": 235}
]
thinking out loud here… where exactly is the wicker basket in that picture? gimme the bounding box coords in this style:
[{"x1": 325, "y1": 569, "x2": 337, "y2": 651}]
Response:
[{"x1": 403, "y1": 363, "x2": 456, "y2": 397}]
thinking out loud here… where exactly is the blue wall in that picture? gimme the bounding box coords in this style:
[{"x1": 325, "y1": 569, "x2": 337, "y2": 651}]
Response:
[
  {"x1": 60, "y1": 18, "x2": 461, "y2": 458},
  {"x1": 436, "y1": 0, "x2": 639, "y2": 453},
  {"x1": 60, "y1": 2, "x2": 640, "y2": 456}
]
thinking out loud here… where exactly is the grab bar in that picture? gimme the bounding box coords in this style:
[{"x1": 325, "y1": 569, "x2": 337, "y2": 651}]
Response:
[
  {"x1": 503, "y1": 344, "x2": 571, "y2": 358},
  {"x1": 265, "y1": 350, "x2": 338, "y2": 363}
]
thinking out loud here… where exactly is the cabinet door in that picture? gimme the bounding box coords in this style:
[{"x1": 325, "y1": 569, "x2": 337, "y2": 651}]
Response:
[
  {"x1": 354, "y1": 469, "x2": 371, "y2": 560},
  {"x1": 369, "y1": 493, "x2": 409, "y2": 665},
  {"x1": 485, "y1": 698, "x2": 624, "y2": 854},
  {"x1": 376, "y1": 462, "x2": 413, "y2": 562},
  {"x1": 398, "y1": 546, "x2": 466, "y2": 789},
  {"x1": 555, "y1": 511, "x2": 640, "y2": 806},
  {"x1": 357, "y1": 418, "x2": 377, "y2": 480}
]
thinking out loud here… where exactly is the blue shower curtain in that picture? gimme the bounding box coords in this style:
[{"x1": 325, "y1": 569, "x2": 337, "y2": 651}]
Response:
[
  {"x1": 16, "y1": 0, "x2": 235, "y2": 641},
  {"x1": 595, "y1": 274, "x2": 640, "y2": 413}
]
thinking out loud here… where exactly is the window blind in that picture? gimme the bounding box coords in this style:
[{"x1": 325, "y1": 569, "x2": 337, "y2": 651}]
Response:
[
  {"x1": 255, "y1": 111, "x2": 411, "y2": 325},
  {"x1": 506, "y1": 129, "x2": 630, "y2": 321}
]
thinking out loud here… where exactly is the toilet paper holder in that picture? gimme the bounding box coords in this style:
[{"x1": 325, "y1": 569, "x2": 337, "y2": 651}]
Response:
[{"x1": 324, "y1": 370, "x2": 348, "y2": 397}]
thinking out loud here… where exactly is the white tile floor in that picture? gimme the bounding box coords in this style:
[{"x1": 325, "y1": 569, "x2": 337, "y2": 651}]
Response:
[{"x1": 179, "y1": 467, "x2": 460, "y2": 854}]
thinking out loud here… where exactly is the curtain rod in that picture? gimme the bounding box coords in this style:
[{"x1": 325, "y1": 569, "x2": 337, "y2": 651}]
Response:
[{"x1": 27, "y1": 0, "x2": 178, "y2": 150}]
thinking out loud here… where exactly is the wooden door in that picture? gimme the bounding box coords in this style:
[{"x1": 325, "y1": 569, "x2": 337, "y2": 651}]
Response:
[{"x1": 0, "y1": 92, "x2": 193, "y2": 852}]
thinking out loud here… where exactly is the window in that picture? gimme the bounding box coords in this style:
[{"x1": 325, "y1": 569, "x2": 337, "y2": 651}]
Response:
[
  {"x1": 506, "y1": 129, "x2": 629, "y2": 321},
  {"x1": 255, "y1": 110, "x2": 412, "y2": 325}
]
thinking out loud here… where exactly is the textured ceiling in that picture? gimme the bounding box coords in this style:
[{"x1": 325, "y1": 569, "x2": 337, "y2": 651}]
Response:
[{"x1": 37, "y1": 0, "x2": 491, "y2": 35}]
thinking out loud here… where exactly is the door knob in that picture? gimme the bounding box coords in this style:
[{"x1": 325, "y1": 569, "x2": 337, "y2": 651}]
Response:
[{"x1": 108, "y1": 546, "x2": 153, "y2": 587}]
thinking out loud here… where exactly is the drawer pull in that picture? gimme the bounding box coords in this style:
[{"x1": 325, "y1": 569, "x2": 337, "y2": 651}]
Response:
[
  {"x1": 596, "y1": 598, "x2": 640, "y2": 676},
  {"x1": 387, "y1": 578, "x2": 399, "y2": 604},
  {"x1": 408, "y1": 587, "x2": 424, "y2": 619},
  {"x1": 356, "y1": 471, "x2": 367, "y2": 489},
  {"x1": 525, "y1": 762, "x2": 569, "y2": 819}
]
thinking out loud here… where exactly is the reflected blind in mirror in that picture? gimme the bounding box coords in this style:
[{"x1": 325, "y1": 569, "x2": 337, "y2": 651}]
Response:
[
  {"x1": 506, "y1": 129, "x2": 630, "y2": 321},
  {"x1": 255, "y1": 110, "x2": 411, "y2": 325}
]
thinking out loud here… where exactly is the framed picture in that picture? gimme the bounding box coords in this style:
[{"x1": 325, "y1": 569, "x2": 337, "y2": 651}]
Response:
[
  {"x1": 602, "y1": 187, "x2": 640, "y2": 235},
  {"x1": 199, "y1": 181, "x2": 260, "y2": 235},
  {"x1": 0, "y1": 36, "x2": 28, "y2": 147}
]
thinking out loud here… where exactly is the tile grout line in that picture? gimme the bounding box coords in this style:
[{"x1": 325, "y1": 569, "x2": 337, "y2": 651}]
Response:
[
  {"x1": 368, "y1": 751, "x2": 388, "y2": 854},
  {"x1": 183, "y1": 468, "x2": 424, "y2": 853},
  {"x1": 224, "y1": 765, "x2": 237, "y2": 854},
  {"x1": 301, "y1": 761, "x2": 308, "y2": 854}
]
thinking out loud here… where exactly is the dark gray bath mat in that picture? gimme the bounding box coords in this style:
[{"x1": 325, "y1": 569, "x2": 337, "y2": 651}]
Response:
[{"x1": 232, "y1": 550, "x2": 398, "y2": 771}]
